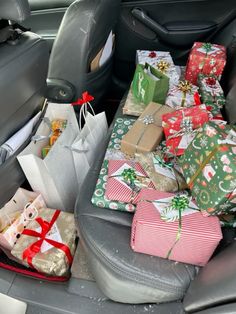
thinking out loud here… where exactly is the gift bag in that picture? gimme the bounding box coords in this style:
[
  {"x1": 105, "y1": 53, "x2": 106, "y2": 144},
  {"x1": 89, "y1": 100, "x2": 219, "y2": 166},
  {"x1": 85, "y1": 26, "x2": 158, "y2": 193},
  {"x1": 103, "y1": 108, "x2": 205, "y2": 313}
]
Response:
[
  {"x1": 71, "y1": 96, "x2": 108, "y2": 185},
  {"x1": 17, "y1": 103, "x2": 79, "y2": 211},
  {"x1": 132, "y1": 63, "x2": 169, "y2": 106}
]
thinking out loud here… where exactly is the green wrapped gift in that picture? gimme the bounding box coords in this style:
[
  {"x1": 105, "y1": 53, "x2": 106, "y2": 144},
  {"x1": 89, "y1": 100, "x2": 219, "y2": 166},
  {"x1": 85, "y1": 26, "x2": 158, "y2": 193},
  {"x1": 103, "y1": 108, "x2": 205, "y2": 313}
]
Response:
[
  {"x1": 179, "y1": 122, "x2": 236, "y2": 215},
  {"x1": 198, "y1": 74, "x2": 225, "y2": 116},
  {"x1": 132, "y1": 63, "x2": 169, "y2": 106},
  {"x1": 107, "y1": 117, "x2": 136, "y2": 151},
  {"x1": 91, "y1": 159, "x2": 136, "y2": 212}
]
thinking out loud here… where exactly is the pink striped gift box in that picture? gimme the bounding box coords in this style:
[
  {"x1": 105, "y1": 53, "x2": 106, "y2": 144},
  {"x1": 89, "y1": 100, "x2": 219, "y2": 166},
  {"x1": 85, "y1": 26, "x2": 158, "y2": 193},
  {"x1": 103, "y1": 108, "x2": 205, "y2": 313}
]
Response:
[
  {"x1": 105, "y1": 160, "x2": 155, "y2": 204},
  {"x1": 131, "y1": 189, "x2": 222, "y2": 266}
]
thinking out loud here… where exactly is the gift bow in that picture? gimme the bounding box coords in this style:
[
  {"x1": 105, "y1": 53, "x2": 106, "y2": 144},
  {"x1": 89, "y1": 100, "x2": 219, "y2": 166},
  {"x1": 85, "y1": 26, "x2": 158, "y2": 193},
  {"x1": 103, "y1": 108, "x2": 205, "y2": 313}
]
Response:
[
  {"x1": 122, "y1": 168, "x2": 137, "y2": 186},
  {"x1": 148, "y1": 51, "x2": 157, "y2": 58},
  {"x1": 178, "y1": 80, "x2": 192, "y2": 94},
  {"x1": 22, "y1": 210, "x2": 73, "y2": 270},
  {"x1": 71, "y1": 91, "x2": 94, "y2": 106},
  {"x1": 202, "y1": 43, "x2": 213, "y2": 53},
  {"x1": 156, "y1": 60, "x2": 170, "y2": 73},
  {"x1": 206, "y1": 77, "x2": 217, "y2": 87},
  {"x1": 153, "y1": 155, "x2": 173, "y2": 170}
]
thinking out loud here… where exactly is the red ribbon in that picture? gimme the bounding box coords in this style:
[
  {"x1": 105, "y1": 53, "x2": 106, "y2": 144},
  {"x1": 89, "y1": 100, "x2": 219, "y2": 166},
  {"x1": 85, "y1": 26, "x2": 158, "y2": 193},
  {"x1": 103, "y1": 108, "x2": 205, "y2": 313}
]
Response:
[
  {"x1": 148, "y1": 51, "x2": 157, "y2": 58},
  {"x1": 71, "y1": 91, "x2": 94, "y2": 106},
  {"x1": 22, "y1": 210, "x2": 73, "y2": 270},
  {"x1": 194, "y1": 92, "x2": 202, "y2": 105}
]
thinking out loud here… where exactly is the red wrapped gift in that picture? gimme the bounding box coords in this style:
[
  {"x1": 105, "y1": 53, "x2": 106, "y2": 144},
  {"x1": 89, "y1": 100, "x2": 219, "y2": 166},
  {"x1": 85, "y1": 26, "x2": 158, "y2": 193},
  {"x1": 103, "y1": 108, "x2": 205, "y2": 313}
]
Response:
[
  {"x1": 105, "y1": 160, "x2": 155, "y2": 204},
  {"x1": 131, "y1": 189, "x2": 222, "y2": 266},
  {"x1": 185, "y1": 42, "x2": 226, "y2": 84}
]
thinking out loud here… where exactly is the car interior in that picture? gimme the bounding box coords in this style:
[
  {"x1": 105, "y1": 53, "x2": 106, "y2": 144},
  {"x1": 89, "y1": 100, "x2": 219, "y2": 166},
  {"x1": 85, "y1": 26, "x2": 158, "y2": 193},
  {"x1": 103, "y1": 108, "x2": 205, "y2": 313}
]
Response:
[{"x1": 0, "y1": 0, "x2": 236, "y2": 313}]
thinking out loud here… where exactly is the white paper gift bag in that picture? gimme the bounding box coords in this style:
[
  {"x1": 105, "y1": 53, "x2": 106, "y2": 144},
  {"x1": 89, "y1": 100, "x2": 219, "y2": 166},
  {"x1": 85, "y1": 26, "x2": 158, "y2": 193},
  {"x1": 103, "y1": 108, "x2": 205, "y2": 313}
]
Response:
[
  {"x1": 17, "y1": 103, "x2": 79, "y2": 211},
  {"x1": 71, "y1": 102, "x2": 108, "y2": 185}
]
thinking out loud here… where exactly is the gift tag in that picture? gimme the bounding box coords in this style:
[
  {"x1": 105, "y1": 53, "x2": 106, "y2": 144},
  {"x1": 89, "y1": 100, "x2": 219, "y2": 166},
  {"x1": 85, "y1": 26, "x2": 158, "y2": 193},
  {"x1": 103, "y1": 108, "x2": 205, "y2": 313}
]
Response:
[
  {"x1": 178, "y1": 134, "x2": 196, "y2": 149},
  {"x1": 36, "y1": 223, "x2": 63, "y2": 253},
  {"x1": 153, "y1": 157, "x2": 176, "y2": 180}
]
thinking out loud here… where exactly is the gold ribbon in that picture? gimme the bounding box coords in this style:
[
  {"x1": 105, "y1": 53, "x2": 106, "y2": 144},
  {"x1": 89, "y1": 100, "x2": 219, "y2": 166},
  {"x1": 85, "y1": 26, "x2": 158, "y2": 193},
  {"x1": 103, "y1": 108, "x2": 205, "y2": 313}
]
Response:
[
  {"x1": 156, "y1": 60, "x2": 170, "y2": 74},
  {"x1": 178, "y1": 81, "x2": 193, "y2": 107}
]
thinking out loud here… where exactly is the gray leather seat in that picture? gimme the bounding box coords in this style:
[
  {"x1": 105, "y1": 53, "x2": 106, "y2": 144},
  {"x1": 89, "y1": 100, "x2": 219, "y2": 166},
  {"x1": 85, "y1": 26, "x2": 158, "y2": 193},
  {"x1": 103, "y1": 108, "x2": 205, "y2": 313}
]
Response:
[
  {"x1": 47, "y1": 0, "x2": 120, "y2": 109},
  {"x1": 0, "y1": 0, "x2": 48, "y2": 206}
]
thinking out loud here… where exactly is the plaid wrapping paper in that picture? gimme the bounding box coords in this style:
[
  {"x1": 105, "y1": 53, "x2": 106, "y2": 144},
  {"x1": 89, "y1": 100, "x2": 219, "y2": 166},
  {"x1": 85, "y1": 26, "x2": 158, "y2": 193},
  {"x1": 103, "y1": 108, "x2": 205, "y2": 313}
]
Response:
[
  {"x1": 105, "y1": 160, "x2": 155, "y2": 204},
  {"x1": 179, "y1": 122, "x2": 236, "y2": 215},
  {"x1": 136, "y1": 50, "x2": 180, "y2": 86},
  {"x1": 131, "y1": 189, "x2": 222, "y2": 266},
  {"x1": 185, "y1": 42, "x2": 226, "y2": 85}
]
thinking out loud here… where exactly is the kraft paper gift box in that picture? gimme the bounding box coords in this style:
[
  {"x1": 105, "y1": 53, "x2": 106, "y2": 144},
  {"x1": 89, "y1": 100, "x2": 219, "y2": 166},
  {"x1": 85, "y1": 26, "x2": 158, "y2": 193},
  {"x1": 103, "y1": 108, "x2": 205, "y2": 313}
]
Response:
[
  {"x1": 131, "y1": 189, "x2": 222, "y2": 266},
  {"x1": 162, "y1": 105, "x2": 210, "y2": 156},
  {"x1": 105, "y1": 160, "x2": 155, "y2": 204},
  {"x1": 91, "y1": 159, "x2": 136, "y2": 213},
  {"x1": 179, "y1": 122, "x2": 236, "y2": 215},
  {"x1": 165, "y1": 80, "x2": 201, "y2": 109},
  {"x1": 198, "y1": 74, "x2": 225, "y2": 117},
  {"x1": 121, "y1": 102, "x2": 174, "y2": 157},
  {"x1": 0, "y1": 193, "x2": 46, "y2": 251},
  {"x1": 131, "y1": 63, "x2": 169, "y2": 106},
  {"x1": 135, "y1": 151, "x2": 187, "y2": 192},
  {"x1": 185, "y1": 42, "x2": 226, "y2": 85},
  {"x1": 136, "y1": 50, "x2": 180, "y2": 86},
  {"x1": 11, "y1": 208, "x2": 76, "y2": 276}
]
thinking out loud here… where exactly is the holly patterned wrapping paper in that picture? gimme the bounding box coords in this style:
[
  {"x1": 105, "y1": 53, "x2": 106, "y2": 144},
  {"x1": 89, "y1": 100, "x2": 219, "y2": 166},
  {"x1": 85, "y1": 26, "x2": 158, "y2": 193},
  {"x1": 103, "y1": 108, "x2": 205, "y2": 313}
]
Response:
[
  {"x1": 91, "y1": 159, "x2": 136, "y2": 212},
  {"x1": 135, "y1": 151, "x2": 187, "y2": 192},
  {"x1": 198, "y1": 74, "x2": 225, "y2": 116},
  {"x1": 162, "y1": 105, "x2": 210, "y2": 156},
  {"x1": 136, "y1": 50, "x2": 180, "y2": 86},
  {"x1": 105, "y1": 160, "x2": 155, "y2": 204},
  {"x1": 131, "y1": 63, "x2": 169, "y2": 106},
  {"x1": 179, "y1": 122, "x2": 236, "y2": 215},
  {"x1": 131, "y1": 189, "x2": 222, "y2": 266},
  {"x1": 185, "y1": 42, "x2": 226, "y2": 85},
  {"x1": 165, "y1": 80, "x2": 201, "y2": 109}
]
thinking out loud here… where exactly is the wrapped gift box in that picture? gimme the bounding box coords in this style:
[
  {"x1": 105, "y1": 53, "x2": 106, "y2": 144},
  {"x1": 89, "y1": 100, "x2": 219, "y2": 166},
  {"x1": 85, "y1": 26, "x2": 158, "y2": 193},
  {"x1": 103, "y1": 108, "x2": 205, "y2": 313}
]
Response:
[
  {"x1": 179, "y1": 122, "x2": 236, "y2": 215},
  {"x1": 185, "y1": 42, "x2": 226, "y2": 84},
  {"x1": 11, "y1": 208, "x2": 76, "y2": 276},
  {"x1": 198, "y1": 74, "x2": 225, "y2": 116},
  {"x1": 132, "y1": 63, "x2": 169, "y2": 106},
  {"x1": 105, "y1": 160, "x2": 155, "y2": 204},
  {"x1": 91, "y1": 159, "x2": 136, "y2": 212},
  {"x1": 136, "y1": 50, "x2": 180, "y2": 86},
  {"x1": 123, "y1": 87, "x2": 148, "y2": 117},
  {"x1": 121, "y1": 102, "x2": 174, "y2": 157},
  {"x1": 0, "y1": 194, "x2": 46, "y2": 250},
  {"x1": 135, "y1": 151, "x2": 187, "y2": 192},
  {"x1": 107, "y1": 117, "x2": 136, "y2": 151},
  {"x1": 131, "y1": 189, "x2": 222, "y2": 266},
  {"x1": 219, "y1": 212, "x2": 236, "y2": 228},
  {"x1": 165, "y1": 80, "x2": 201, "y2": 109}
]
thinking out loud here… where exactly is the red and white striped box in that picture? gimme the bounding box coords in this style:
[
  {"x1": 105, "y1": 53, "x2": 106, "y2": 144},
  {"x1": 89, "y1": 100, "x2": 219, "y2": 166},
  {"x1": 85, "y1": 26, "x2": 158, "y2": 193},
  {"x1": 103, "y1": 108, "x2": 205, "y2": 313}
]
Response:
[
  {"x1": 131, "y1": 189, "x2": 222, "y2": 266},
  {"x1": 105, "y1": 160, "x2": 155, "y2": 204}
]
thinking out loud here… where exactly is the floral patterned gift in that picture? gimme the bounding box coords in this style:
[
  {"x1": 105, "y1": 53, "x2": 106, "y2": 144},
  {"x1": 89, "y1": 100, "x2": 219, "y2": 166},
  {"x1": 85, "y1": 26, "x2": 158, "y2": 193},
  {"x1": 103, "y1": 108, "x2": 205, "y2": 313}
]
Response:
[
  {"x1": 185, "y1": 42, "x2": 226, "y2": 85},
  {"x1": 179, "y1": 122, "x2": 236, "y2": 215}
]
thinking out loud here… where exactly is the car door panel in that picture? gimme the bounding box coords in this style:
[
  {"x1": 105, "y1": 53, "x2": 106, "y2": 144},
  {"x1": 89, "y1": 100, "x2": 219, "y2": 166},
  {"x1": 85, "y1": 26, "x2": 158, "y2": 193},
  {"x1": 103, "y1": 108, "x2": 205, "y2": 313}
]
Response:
[{"x1": 114, "y1": 0, "x2": 236, "y2": 83}]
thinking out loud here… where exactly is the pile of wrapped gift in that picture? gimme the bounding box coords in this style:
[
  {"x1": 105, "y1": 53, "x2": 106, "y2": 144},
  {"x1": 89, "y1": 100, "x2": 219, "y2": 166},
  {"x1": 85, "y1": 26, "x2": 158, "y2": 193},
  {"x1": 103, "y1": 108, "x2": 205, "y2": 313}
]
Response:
[
  {"x1": 0, "y1": 188, "x2": 77, "y2": 277},
  {"x1": 92, "y1": 42, "x2": 236, "y2": 266}
]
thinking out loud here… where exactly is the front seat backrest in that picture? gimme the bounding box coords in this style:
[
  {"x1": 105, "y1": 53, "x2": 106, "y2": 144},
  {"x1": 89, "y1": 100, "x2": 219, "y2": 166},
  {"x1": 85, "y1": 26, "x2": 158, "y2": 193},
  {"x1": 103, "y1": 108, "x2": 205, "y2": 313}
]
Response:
[
  {"x1": 47, "y1": 0, "x2": 121, "y2": 108},
  {"x1": 0, "y1": 0, "x2": 49, "y2": 206}
]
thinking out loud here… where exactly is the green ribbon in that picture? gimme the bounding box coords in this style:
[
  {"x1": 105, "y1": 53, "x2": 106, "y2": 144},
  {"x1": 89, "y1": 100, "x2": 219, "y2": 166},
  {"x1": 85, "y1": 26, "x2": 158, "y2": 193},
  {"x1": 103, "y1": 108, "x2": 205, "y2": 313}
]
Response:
[
  {"x1": 152, "y1": 195, "x2": 198, "y2": 259},
  {"x1": 153, "y1": 155, "x2": 173, "y2": 171},
  {"x1": 202, "y1": 43, "x2": 213, "y2": 53}
]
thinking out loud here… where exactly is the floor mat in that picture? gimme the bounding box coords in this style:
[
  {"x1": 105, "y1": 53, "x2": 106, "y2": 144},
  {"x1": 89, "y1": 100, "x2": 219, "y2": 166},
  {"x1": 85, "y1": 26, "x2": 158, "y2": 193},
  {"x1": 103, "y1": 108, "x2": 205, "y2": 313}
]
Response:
[
  {"x1": 71, "y1": 242, "x2": 94, "y2": 281},
  {"x1": 0, "y1": 250, "x2": 69, "y2": 282}
]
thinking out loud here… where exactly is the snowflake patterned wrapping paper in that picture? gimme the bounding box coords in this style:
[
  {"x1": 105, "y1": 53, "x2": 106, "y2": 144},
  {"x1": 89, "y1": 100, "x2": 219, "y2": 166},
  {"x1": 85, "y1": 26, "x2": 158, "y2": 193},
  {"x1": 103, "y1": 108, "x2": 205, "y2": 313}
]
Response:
[
  {"x1": 165, "y1": 80, "x2": 201, "y2": 109},
  {"x1": 11, "y1": 208, "x2": 76, "y2": 276},
  {"x1": 162, "y1": 105, "x2": 210, "y2": 156},
  {"x1": 185, "y1": 42, "x2": 226, "y2": 85},
  {"x1": 179, "y1": 122, "x2": 236, "y2": 215},
  {"x1": 121, "y1": 102, "x2": 174, "y2": 157},
  {"x1": 131, "y1": 63, "x2": 169, "y2": 106},
  {"x1": 135, "y1": 152, "x2": 187, "y2": 192},
  {"x1": 198, "y1": 74, "x2": 225, "y2": 117},
  {"x1": 131, "y1": 189, "x2": 222, "y2": 266},
  {"x1": 91, "y1": 159, "x2": 136, "y2": 212},
  {"x1": 136, "y1": 50, "x2": 180, "y2": 86},
  {"x1": 105, "y1": 160, "x2": 155, "y2": 204}
]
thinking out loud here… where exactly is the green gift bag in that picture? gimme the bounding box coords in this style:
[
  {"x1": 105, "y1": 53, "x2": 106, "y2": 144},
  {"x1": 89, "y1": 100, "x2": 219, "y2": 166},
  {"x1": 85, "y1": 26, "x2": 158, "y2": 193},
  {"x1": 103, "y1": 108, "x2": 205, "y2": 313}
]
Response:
[{"x1": 132, "y1": 63, "x2": 169, "y2": 105}]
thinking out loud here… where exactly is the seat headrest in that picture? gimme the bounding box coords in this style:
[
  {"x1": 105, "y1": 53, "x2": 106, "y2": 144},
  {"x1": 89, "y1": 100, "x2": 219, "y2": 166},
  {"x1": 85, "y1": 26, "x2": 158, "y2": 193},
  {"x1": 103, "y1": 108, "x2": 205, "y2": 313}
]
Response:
[{"x1": 0, "y1": 0, "x2": 30, "y2": 23}]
